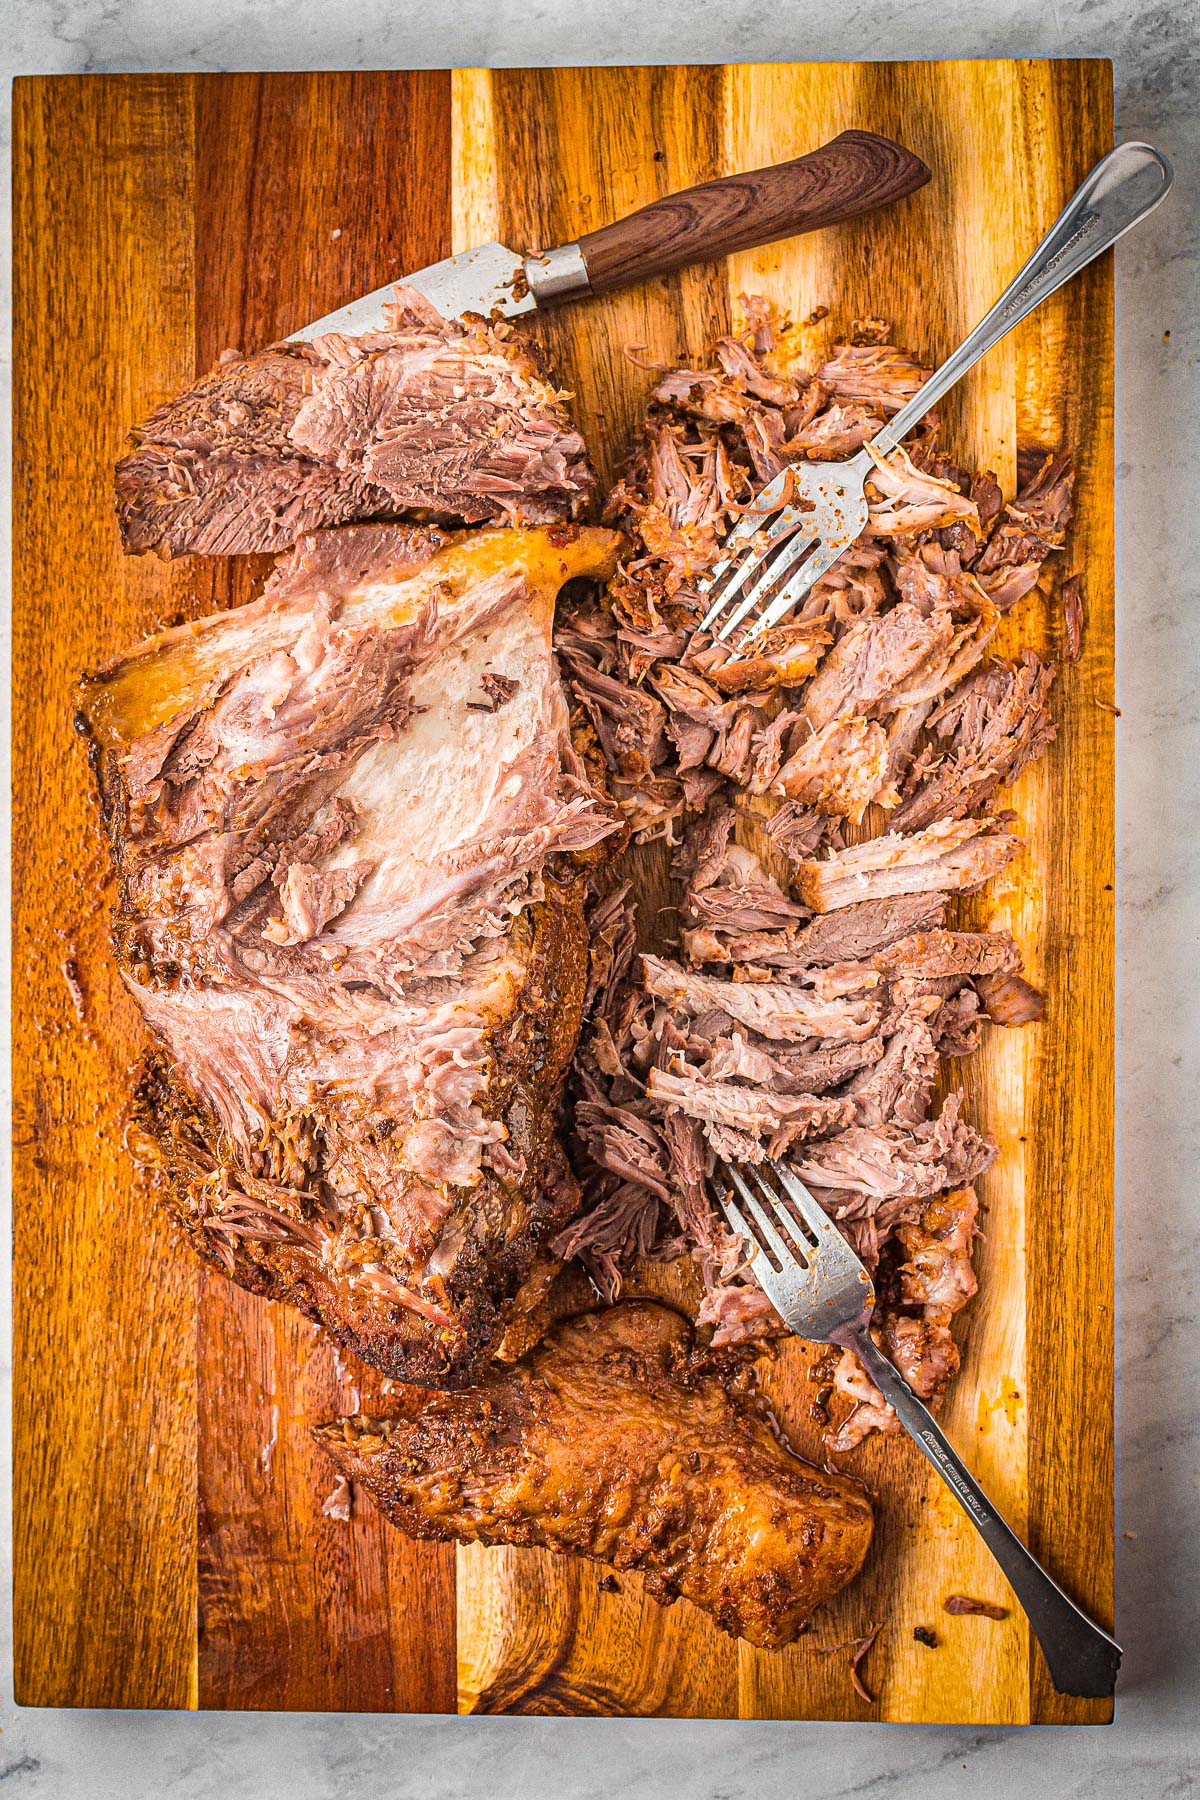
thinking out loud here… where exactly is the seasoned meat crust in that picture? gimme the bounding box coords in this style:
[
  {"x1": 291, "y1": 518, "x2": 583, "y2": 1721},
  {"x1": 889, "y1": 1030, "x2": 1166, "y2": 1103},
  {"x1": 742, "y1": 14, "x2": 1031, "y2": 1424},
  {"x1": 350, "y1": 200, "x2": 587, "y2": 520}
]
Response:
[
  {"x1": 314, "y1": 1301, "x2": 874, "y2": 1647},
  {"x1": 80, "y1": 521, "x2": 624, "y2": 1386},
  {"x1": 116, "y1": 288, "x2": 592, "y2": 558},
  {"x1": 134, "y1": 883, "x2": 589, "y2": 1386}
]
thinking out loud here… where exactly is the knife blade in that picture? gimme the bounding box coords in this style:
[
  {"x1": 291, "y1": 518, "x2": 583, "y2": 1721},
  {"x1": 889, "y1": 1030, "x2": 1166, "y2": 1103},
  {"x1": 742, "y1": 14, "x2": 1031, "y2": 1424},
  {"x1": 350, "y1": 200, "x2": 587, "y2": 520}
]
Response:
[{"x1": 288, "y1": 129, "x2": 930, "y2": 342}]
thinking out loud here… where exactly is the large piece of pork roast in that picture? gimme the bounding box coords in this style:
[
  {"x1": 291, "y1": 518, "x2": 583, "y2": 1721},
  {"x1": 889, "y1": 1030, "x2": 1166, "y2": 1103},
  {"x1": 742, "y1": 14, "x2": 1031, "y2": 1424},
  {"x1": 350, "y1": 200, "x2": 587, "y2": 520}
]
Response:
[{"x1": 79, "y1": 520, "x2": 623, "y2": 1385}]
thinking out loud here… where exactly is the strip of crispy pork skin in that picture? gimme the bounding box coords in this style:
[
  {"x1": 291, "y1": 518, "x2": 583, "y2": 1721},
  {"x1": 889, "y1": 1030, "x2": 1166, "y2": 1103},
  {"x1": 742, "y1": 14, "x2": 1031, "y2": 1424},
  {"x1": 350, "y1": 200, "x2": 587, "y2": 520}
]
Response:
[
  {"x1": 79, "y1": 521, "x2": 623, "y2": 1387},
  {"x1": 314, "y1": 1301, "x2": 874, "y2": 1649}
]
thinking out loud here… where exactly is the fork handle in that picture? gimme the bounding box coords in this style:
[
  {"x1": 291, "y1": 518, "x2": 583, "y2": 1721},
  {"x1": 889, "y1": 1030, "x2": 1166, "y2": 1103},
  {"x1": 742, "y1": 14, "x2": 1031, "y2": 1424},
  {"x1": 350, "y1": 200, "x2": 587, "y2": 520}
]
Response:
[
  {"x1": 851, "y1": 1330, "x2": 1121, "y2": 1698},
  {"x1": 863, "y1": 142, "x2": 1173, "y2": 462}
]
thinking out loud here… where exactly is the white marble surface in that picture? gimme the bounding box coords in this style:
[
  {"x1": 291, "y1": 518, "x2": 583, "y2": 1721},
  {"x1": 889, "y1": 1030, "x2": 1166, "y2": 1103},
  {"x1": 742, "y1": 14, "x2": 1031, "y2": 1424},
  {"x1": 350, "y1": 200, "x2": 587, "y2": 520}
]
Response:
[{"x1": 2, "y1": 1, "x2": 1198, "y2": 1794}]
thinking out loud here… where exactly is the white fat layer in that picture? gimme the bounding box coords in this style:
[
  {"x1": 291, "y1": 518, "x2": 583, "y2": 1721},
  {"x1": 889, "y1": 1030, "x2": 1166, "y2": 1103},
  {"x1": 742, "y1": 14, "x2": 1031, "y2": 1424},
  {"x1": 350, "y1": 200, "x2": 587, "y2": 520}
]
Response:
[{"x1": 329, "y1": 591, "x2": 555, "y2": 914}]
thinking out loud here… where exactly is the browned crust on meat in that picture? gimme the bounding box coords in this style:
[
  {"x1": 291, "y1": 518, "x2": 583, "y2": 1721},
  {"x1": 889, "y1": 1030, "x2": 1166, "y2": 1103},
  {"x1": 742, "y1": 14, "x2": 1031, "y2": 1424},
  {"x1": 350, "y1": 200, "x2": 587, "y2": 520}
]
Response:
[
  {"x1": 313, "y1": 1300, "x2": 874, "y2": 1647},
  {"x1": 133, "y1": 875, "x2": 590, "y2": 1387}
]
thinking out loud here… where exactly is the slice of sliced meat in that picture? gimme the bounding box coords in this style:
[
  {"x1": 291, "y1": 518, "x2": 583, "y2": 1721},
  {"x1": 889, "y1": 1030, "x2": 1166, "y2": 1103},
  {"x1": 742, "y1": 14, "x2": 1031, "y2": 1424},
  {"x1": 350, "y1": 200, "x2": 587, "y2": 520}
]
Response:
[
  {"x1": 116, "y1": 296, "x2": 592, "y2": 557},
  {"x1": 782, "y1": 894, "x2": 949, "y2": 964},
  {"x1": 872, "y1": 928, "x2": 1022, "y2": 980},
  {"x1": 648, "y1": 1066, "x2": 854, "y2": 1156},
  {"x1": 801, "y1": 603, "x2": 955, "y2": 733},
  {"x1": 641, "y1": 955, "x2": 881, "y2": 1043},
  {"x1": 793, "y1": 818, "x2": 1023, "y2": 912}
]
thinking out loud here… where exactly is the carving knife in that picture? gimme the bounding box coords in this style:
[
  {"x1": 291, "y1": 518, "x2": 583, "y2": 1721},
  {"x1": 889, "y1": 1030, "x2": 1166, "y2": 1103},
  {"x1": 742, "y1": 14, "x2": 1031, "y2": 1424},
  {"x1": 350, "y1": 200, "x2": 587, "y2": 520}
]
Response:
[{"x1": 287, "y1": 130, "x2": 929, "y2": 341}]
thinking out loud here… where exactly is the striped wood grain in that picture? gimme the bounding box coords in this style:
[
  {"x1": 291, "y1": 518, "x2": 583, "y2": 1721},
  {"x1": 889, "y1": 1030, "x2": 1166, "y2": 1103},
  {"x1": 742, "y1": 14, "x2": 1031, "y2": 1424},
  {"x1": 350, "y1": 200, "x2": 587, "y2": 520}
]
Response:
[
  {"x1": 11, "y1": 61, "x2": 1113, "y2": 1723},
  {"x1": 449, "y1": 59, "x2": 1114, "y2": 1726}
]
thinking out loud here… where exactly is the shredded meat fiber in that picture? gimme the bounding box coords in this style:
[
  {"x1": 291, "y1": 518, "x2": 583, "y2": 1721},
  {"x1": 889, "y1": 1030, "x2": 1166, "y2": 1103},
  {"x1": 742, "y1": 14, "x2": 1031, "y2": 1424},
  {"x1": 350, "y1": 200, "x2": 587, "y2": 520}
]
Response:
[{"x1": 553, "y1": 297, "x2": 1064, "y2": 1449}]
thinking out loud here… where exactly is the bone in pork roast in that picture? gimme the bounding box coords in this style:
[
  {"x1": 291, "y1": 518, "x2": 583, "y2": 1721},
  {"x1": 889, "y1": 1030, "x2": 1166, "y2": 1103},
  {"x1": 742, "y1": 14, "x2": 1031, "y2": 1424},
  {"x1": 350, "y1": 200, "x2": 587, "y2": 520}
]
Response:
[
  {"x1": 314, "y1": 1301, "x2": 874, "y2": 1648},
  {"x1": 116, "y1": 288, "x2": 592, "y2": 559},
  {"x1": 79, "y1": 520, "x2": 623, "y2": 1386}
]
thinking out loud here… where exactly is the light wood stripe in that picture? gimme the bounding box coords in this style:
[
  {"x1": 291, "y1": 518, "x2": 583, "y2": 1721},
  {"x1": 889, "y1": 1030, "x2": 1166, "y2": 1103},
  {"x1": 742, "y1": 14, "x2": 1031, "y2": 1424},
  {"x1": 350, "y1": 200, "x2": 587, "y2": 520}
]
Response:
[{"x1": 13, "y1": 63, "x2": 1113, "y2": 1722}]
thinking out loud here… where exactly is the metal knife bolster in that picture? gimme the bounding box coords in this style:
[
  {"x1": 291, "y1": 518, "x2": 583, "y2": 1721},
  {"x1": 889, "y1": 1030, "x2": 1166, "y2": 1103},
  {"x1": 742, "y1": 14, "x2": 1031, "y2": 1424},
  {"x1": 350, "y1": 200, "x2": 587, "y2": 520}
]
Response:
[{"x1": 522, "y1": 242, "x2": 592, "y2": 305}]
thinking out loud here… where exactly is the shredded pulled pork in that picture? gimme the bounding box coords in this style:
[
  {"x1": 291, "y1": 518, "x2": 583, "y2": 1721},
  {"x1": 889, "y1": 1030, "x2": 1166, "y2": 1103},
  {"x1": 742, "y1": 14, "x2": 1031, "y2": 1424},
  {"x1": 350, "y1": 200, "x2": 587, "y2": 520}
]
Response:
[
  {"x1": 555, "y1": 297, "x2": 1067, "y2": 1448},
  {"x1": 555, "y1": 300, "x2": 1070, "y2": 849},
  {"x1": 558, "y1": 826, "x2": 1023, "y2": 1423}
]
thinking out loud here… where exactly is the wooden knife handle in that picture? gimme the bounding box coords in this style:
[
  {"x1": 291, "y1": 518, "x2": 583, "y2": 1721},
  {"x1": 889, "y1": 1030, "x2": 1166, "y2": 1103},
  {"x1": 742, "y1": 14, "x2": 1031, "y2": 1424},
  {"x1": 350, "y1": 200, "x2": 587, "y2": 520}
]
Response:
[{"x1": 574, "y1": 130, "x2": 930, "y2": 294}]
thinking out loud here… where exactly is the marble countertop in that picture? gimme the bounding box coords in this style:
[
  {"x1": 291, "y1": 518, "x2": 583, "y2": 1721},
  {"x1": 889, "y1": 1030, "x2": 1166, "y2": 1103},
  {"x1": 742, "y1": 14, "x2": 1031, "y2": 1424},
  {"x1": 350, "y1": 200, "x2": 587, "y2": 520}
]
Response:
[{"x1": 2, "y1": 1, "x2": 1197, "y2": 1794}]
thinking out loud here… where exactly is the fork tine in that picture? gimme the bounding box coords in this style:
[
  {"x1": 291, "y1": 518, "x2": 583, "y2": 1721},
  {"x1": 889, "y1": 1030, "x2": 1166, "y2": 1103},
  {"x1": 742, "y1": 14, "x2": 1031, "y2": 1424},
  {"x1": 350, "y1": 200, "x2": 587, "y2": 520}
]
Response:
[
  {"x1": 738, "y1": 537, "x2": 847, "y2": 645},
  {"x1": 709, "y1": 523, "x2": 822, "y2": 645},
  {"x1": 725, "y1": 1162, "x2": 797, "y2": 1267},
  {"x1": 767, "y1": 1158, "x2": 843, "y2": 1242},
  {"x1": 696, "y1": 524, "x2": 769, "y2": 633},
  {"x1": 714, "y1": 1175, "x2": 759, "y2": 1262},
  {"x1": 697, "y1": 552, "x2": 762, "y2": 635}
]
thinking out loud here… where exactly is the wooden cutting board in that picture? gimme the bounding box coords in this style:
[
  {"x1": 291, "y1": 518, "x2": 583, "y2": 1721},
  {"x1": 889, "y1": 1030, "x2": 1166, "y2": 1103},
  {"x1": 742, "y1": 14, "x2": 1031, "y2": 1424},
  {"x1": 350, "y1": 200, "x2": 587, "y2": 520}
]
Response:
[{"x1": 12, "y1": 59, "x2": 1115, "y2": 1724}]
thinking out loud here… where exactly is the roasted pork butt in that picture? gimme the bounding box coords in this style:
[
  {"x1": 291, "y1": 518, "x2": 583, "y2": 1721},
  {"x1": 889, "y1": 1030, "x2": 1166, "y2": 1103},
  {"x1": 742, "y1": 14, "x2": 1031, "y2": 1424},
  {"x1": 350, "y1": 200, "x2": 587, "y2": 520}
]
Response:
[
  {"x1": 116, "y1": 289, "x2": 592, "y2": 558},
  {"x1": 80, "y1": 521, "x2": 623, "y2": 1386},
  {"x1": 314, "y1": 1301, "x2": 874, "y2": 1648}
]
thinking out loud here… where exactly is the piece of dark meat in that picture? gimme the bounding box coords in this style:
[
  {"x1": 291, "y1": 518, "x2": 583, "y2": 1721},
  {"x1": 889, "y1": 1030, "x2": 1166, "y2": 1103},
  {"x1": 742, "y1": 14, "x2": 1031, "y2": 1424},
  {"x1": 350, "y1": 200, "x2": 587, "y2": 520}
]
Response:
[
  {"x1": 1062, "y1": 576, "x2": 1084, "y2": 663},
  {"x1": 313, "y1": 1301, "x2": 874, "y2": 1648},
  {"x1": 793, "y1": 1093, "x2": 996, "y2": 1199},
  {"x1": 116, "y1": 289, "x2": 592, "y2": 557},
  {"x1": 975, "y1": 452, "x2": 1074, "y2": 612},
  {"x1": 647, "y1": 1066, "x2": 854, "y2": 1160},
  {"x1": 975, "y1": 970, "x2": 1046, "y2": 1025},
  {"x1": 893, "y1": 653, "x2": 1056, "y2": 833}
]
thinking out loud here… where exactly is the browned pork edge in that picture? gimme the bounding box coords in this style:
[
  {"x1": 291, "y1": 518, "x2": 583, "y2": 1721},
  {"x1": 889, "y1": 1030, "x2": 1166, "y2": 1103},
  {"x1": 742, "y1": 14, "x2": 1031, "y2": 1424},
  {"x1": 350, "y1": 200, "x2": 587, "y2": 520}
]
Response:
[
  {"x1": 130, "y1": 881, "x2": 590, "y2": 1386},
  {"x1": 314, "y1": 1301, "x2": 874, "y2": 1648}
]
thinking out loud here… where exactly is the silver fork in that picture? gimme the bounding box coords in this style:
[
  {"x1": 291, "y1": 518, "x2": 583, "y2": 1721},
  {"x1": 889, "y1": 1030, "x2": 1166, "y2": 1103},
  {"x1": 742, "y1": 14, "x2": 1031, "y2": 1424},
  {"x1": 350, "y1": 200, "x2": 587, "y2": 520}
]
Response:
[
  {"x1": 717, "y1": 1157, "x2": 1122, "y2": 1698},
  {"x1": 698, "y1": 141, "x2": 1172, "y2": 651}
]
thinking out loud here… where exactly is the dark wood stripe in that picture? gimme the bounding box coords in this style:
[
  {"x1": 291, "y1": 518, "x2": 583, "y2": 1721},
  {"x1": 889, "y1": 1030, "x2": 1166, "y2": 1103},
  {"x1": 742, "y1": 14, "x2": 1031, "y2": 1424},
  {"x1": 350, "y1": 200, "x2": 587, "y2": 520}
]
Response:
[{"x1": 189, "y1": 70, "x2": 459, "y2": 1714}]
